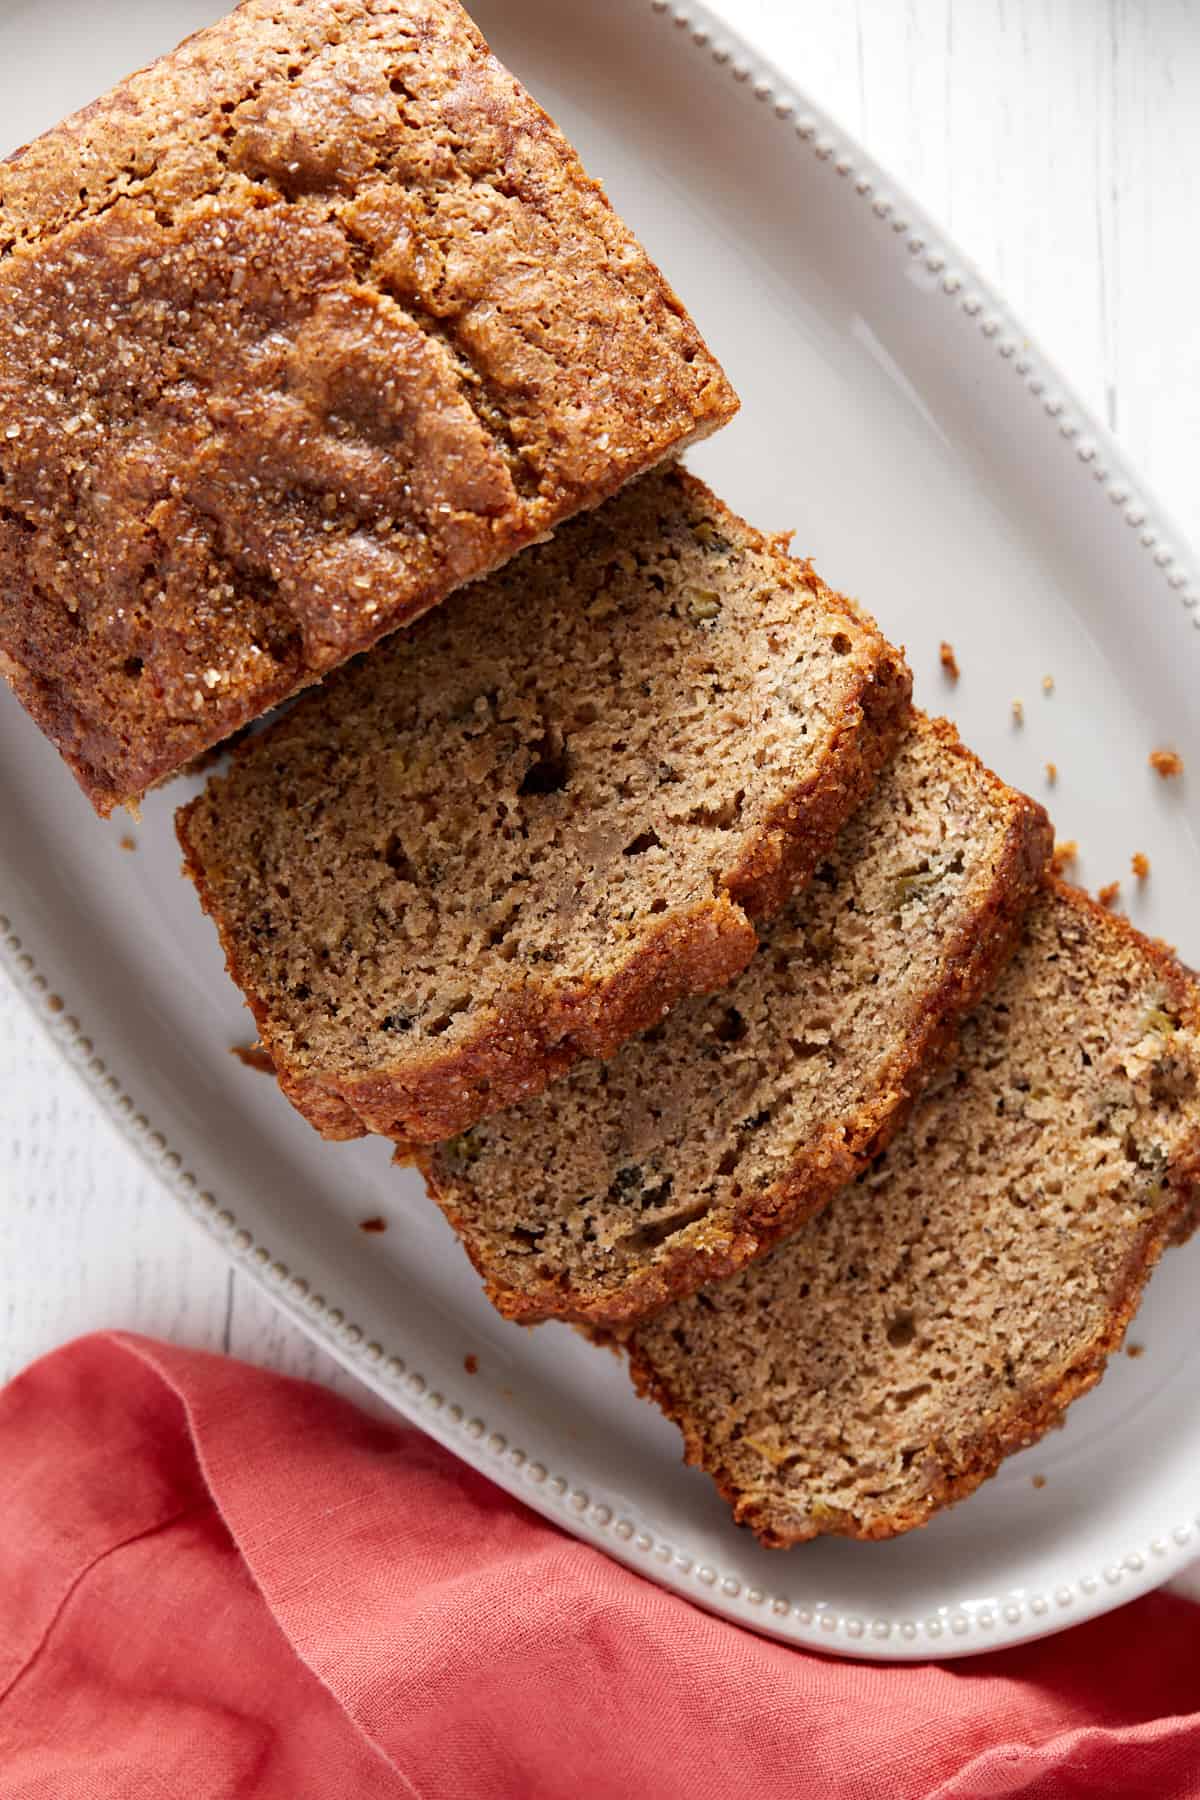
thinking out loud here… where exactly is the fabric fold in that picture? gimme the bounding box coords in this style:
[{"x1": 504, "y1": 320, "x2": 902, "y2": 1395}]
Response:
[{"x1": 0, "y1": 1332, "x2": 1197, "y2": 1800}]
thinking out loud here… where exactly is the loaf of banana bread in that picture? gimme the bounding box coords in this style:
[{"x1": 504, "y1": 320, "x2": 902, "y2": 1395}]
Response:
[{"x1": 0, "y1": 0, "x2": 737, "y2": 812}]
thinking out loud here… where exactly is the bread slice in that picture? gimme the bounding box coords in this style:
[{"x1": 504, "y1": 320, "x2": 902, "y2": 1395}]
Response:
[
  {"x1": 0, "y1": 0, "x2": 737, "y2": 815},
  {"x1": 178, "y1": 467, "x2": 911, "y2": 1144},
  {"x1": 423, "y1": 715, "x2": 1051, "y2": 1324},
  {"x1": 628, "y1": 883, "x2": 1200, "y2": 1546}
]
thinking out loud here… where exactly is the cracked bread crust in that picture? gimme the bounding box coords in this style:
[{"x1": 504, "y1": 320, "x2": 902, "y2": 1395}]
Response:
[
  {"x1": 628, "y1": 882, "x2": 1200, "y2": 1546},
  {"x1": 177, "y1": 467, "x2": 912, "y2": 1145},
  {"x1": 0, "y1": 0, "x2": 737, "y2": 813},
  {"x1": 423, "y1": 716, "x2": 1052, "y2": 1326}
]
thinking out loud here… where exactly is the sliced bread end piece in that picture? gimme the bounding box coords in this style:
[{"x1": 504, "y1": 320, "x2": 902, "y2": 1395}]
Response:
[
  {"x1": 628, "y1": 882, "x2": 1200, "y2": 1546},
  {"x1": 178, "y1": 467, "x2": 911, "y2": 1145},
  {"x1": 423, "y1": 714, "x2": 1052, "y2": 1326}
]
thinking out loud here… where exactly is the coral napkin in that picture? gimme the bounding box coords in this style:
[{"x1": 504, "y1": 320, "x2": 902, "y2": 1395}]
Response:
[{"x1": 1, "y1": 1334, "x2": 1198, "y2": 1798}]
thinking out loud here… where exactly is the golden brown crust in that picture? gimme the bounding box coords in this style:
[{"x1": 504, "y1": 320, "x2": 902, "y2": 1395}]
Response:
[
  {"x1": 0, "y1": 0, "x2": 736, "y2": 814},
  {"x1": 423, "y1": 721, "x2": 1051, "y2": 1326}
]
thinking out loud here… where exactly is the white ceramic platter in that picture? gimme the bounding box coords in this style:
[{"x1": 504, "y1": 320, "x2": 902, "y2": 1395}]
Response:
[{"x1": 2, "y1": 0, "x2": 1199, "y2": 1663}]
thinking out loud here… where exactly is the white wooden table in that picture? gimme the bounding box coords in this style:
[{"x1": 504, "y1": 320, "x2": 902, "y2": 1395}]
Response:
[{"x1": 3, "y1": 0, "x2": 1199, "y2": 1589}]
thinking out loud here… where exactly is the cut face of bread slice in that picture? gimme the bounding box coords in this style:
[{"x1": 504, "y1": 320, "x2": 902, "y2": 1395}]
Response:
[
  {"x1": 424, "y1": 715, "x2": 1051, "y2": 1324},
  {"x1": 0, "y1": 0, "x2": 737, "y2": 814},
  {"x1": 178, "y1": 468, "x2": 911, "y2": 1144},
  {"x1": 629, "y1": 883, "x2": 1200, "y2": 1547}
]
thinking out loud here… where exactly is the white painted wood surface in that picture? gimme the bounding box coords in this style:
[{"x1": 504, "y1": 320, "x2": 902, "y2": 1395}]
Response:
[{"x1": 2, "y1": 0, "x2": 1198, "y2": 1594}]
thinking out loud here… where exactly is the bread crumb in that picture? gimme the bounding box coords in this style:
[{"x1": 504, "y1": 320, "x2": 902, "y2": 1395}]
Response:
[
  {"x1": 358, "y1": 1216, "x2": 388, "y2": 1234},
  {"x1": 1050, "y1": 840, "x2": 1078, "y2": 876},
  {"x1": 1149, "y1": 749, "x2": 1184, "y2": 779},
  {"x1": 1126, "y1": 1342, "x2": 1145, "y2": 1359},
  {"x1": 1031, "y1": 1474, "x2": 1047, "y2": 1490},
  {"x1": 119, "y1": 834, "x2": 137, "y2": 852},
  {"x1": 573, "y1": 1320, "x2": 624, "y2": 1357},
  {"x1": 1045, "y1": 762, "x2": 1057, "y2": 785},
  {"x1": 1131, "y1": 852, "x2": 1150, "y2": 881},
  {"x1": 1097, "y1": 880, "x2": 1120, "y2": 909},
  {"x1": 1011, "y1": 699, "x2": 1024, "y2": 726},
  {"x1": 464, "y1": 1353, "x2": 479, "y2": 1375},
  {"x1": 1042, "y1": 674, "x2": 1054, "y2": 695},
  {"x1": 230, "y1": 1043, "x2": 275, "y2": 1073},
  {"x1": 939, "y1": 641, "x2": 959, "y2": 682}
]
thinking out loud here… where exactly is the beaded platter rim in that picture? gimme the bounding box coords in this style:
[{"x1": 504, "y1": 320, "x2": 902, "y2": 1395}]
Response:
[{"x1": 2, "y1": 0, "x2": 1199, "y2": 1661}]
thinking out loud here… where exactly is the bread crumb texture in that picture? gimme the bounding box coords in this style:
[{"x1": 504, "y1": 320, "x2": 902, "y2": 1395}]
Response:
[
  {"x1": 425, "y1": 714, "x2": 1050, "y2": 1325},
  {"x1": 1098, "y1": 881, "x2": 1120, "y2": 910},
  {"x1": 939, "y1": 642, "x2": 959, "y2": 682},
  {"x1": 179, "y1": 468, "x2": 911, "y2": 1145},
  {"x1": 1050, "y1": 840, "x2": 1078, "y2": 877},
  {"x1": 1132, "y1": 853, "x2": 1150, "y2": 881},
  {"x1": 1150, "y1": 750, "x2": 1184, "y2": 780},
  {"x1": 0, "y1": 0, "x2": 736, "y2": 813},
  {"x1": 629, "y1": 884, "x2": 1200, "y2": 1545}
]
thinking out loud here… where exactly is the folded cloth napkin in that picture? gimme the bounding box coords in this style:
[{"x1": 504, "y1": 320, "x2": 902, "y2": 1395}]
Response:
[{"x1": 1, "y1": 1334, "x2": 1198, "y2": 1799}]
